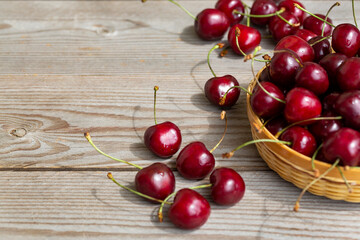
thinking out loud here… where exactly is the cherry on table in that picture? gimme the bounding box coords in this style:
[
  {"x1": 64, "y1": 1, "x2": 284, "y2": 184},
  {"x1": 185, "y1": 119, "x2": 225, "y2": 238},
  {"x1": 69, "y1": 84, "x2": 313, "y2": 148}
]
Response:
[
  {"x1": 303, "y1": 14, "x2": 333, "y2": 37},
  {"x1": 334, "y1": 90, "x2": 360, "y2": 131},
  {"x1": 268, "y1": 12, "x2": 300, "y2": 42},
  {"x1": 210, "y1": 167, "x2": 246, "y2": 205},
  {"x1": 308, "y1": 36, "x2": 331, "y2": 63},
  {"x1": 249, "y1": 0, "x2": 277, "y2": 26},
  {"x1": 195, "y1": 9, "x2": 230, "y2": 41},
  {"x1": 215, "y1": 0, "x2": 244, "y2": 25},
  {"x1": 168, "y1": 188, "x2": 211, "y2": 229},
  {"x1": 228, "y1": 24, "x2": 261, "y2": 55},
  {"x1": 275, "y1": 35, "x2": 315, "y2": 63},
  {"x1": 280, "y1": 126, "x2": 317, "y2": 157},
  {"x1": 294, "y1": 29, "x2": 317, "y2": 42},
  {"x1": 295, "y1": 62, "x2": 329, "y2": 95},
  {"x1": 336, "y1": 57, "x2": 360, "y2": 91},
  {"x1": 332, "y1": 23, "x2": 360, "y2": 57},
  {"x1": 284, "y1": 87, "x2": 322, "y2": 124},
  {"x1": 278, "y1": 0, "x2": 307, "y2": 24}
]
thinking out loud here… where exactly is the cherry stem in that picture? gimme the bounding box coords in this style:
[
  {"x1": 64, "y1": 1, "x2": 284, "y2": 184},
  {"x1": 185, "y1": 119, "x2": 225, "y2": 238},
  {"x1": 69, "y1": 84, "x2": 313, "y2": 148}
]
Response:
[
  {"x1": 234, "y1": 8, "x2": 285, "y2": 19},
  {"x1": 210, "y1": 111, "x2": 227, "y2": 153},
  {"x1": 158, "y1": 183, "x2": 213, "y2": 222},
  {"x1": 274, "y1": 116, "x2": 342, "y2": 139},
  {"x1": 294, "y1": 3, "x2": 335, "y2": 28},
  {"x1": 84, "y1": 133, "x2": 143, "y2": 170},
  {"x1": 309, "y1": 35, "x2": 331, "y2": 46},
  {"x1": 153, "y1": 86, "x2": 159, "y2": 125},
  {"x1": 223, "y1": 139, "x2": 291, "y2": 159},
  {"x1": 258, "y1": 116, "x2": 276, "y2": 133},
  {"x1": 159, "y1": 0, "x2": 197, "y2": 20},
  {"x1": 352, "y1": 0, "x2": 358, "y2": 28},
  {"x1": 235, "y1": 27, "x2": 247, "y2": 56},
  {"x1": 219, "y1": 85, "x2": 252, "y2": 106},
  {"x1": 107, "y1": 172, "x2": 172, "y2": 204},
  {"x1": 294, "y1": 159, "x2": 339, "y2": 212},
  {"x1": 337, "y1": 166, "x2": 353, "y2": 193},
  {"x1": 277, "y1": 11, "x2": 300, "y2": 27},
  {"x1": 322, "y1": 2, "x2": 340, "y2": 36},
  {"x1": 207, "y1": 43, "x2": 225, "y2": 78},
  {"x1": 311, "y1": 143, "x2": 322, "y2": 177}
]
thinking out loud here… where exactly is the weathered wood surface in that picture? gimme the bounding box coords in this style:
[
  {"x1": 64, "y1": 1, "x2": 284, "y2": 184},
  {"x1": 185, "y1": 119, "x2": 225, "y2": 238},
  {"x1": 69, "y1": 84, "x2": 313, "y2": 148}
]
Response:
[{"x1": 0, "y1": 0, "x2": 360, "y2": 239}]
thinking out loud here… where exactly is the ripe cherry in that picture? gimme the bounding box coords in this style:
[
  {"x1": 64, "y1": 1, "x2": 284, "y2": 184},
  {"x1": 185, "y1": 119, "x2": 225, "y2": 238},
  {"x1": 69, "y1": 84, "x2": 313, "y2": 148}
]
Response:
[
  {"x1": 332, "y1": 23, "x2": 360, "y2": 57},
  {"x1": 250, "y1": 81, "x2": 285, "y2": 119},
  {"x1": 303, "y1": 14, "x2": 333, "y2": 36},
  {"x1": 204, "y1": 44, "x2": 240, "y2": 108},
  {"x1": 144, "y1": 86, "x2": 182, "y2": 158},
  {"x1": 336, "y1": 57, "x2": 360, "y2": 91},
  {"x1": 195, "y1": 9, "x2": 230, "y2": 41},
  {"x1": 284, "y1": 87, "x2": 322, "y2": 124},
  {"x1": 215, "y1": 0, "x2": 244, "y2": 25},
  {"x1": 294, "y1": 29, "x2": 317, "y2": 42},
  {"x1": 265, "y1": 116, "x2": 288, "y2": 136},
  {"x1": 319, "y1": 53, "x2": 347, "y2": 88},
  {"x1": 275, "y1": 35, "x2": 315, "y2": 63},
  {"x1": 268, "y1": 12, "x2": 300, "y2": 42},
  {"x1": 334, "y1": 90, "x2": 360, "y2": 131},
  {"x1": 168, "y1": 188, "x2": 211, "y2": 229},
  {"x1": 322, "y1": 128, "x2": 360, "y2": 166},
  {"x1": 278, "y1": 0, "x2": 307, "y2": 24},
  {"x1": 309, "y1": 111, "x2": 342, "y2": 142},
  {"x1": 308, "y1": 36, "x2": 331, "y2": 63},
  {"x1": 322, "y1": 92, "x2": 340, "y2": 112},
  {"x1": 280, "y1": 126, "x2": 317, "y2": 157},
  {"x1": 250, "y1": 0, "x2": 277, "y2": 26},
  {"x1": 295, "y1": 62, "x2": 329, "y2": 95},
  {"x1": 210, "y1": 167, "x2": 246, "y2": 205},
  {"x1": 228, "y1": 24, "x2": 261, "y2": 55}
]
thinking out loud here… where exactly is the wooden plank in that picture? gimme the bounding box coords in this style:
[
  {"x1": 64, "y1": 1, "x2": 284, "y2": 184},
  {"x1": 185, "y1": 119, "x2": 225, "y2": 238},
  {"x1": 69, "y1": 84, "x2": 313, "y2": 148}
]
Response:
[{"x1": 1, "y1": 170, "x2": 360, "y2": 240}]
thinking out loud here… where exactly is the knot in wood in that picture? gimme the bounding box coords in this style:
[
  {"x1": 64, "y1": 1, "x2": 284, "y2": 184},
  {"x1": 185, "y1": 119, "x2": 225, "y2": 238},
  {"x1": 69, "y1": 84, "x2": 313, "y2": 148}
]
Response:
[{"x1": 10, "y1": 128, "x2": 27, "y2": 138}]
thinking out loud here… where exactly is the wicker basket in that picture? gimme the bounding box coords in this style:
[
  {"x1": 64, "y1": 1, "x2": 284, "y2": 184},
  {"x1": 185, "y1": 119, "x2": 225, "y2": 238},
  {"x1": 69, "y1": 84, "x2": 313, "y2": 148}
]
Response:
[{"x1": 246, "y1": 67, "x2": 360, "y2": 202}]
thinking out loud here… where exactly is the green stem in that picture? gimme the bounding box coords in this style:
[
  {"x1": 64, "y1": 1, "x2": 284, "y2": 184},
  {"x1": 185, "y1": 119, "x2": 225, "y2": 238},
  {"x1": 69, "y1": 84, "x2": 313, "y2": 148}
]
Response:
[
  {"x1": 353, "y1": 0, "x2": 358, "y2": 28},
  {"x1": 207, "y1": 44, "x2": 223, "y2": 78},
  {"x1": 294, "y1": 3, "x2": 335, "y2": 27},
  {"x1": 322, "y1": 2, "x2": 340, "y2": 36},
  {"x1": 235, "y1": 27, "x2": 247, "y2": 56},
  {"x1": 309, "y1": 35, "x2": 331, "y2": 46},
  {"x1": 107, "y1": 173, "x2": 172, "y2": 204},
  {"x1": 311, "y1": 143, "x2": 323, "y2": 171},
  {"x1": 84, "y1": 133, "x2": 143, "y2": 170},
  {"x1": 234, "y1": 8, "x2": 285, "y2": 18},
  {"x1": 153, "y1": 86, "x2": 159, "y2": 125},
  {"x1": 337, "y1": 166, "x2": 353, "y2": 193},
  {"x1": 209, "y1": 111, "x2": 227, "y2": 153},
  {"x1": 167, "y1": 0, "x2": 197, "y2": 20},
  {"x1": 219, "y1": 85, "x2": 252, "y2": 106}
]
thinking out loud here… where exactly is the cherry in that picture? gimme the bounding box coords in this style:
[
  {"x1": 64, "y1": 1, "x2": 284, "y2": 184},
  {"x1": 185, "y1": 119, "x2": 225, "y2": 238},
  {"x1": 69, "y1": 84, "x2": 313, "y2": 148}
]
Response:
[
  {"x1": 275, "y1": 35, "x2": 315, "y2": 63},
  {"x1": 259, "y1": 65, "x2": 272, "y2": 82},
  {"x1": 322, "y1": 92, "x2": 340, "y2": 112},
  {"x1": 168, "y1": 188, "x2": 211, "y2": 229},
  {"x1": 249, "y1": 0, "x2": 277, "y2": 26},
  {"x1": 309, "y1": 111, "x2": 343, "y2": 142},
  {"x1": 269, "y1": 50, "x2": 302, "y2": 88},
  {"x1": 176, "y1": 141, "x2": 215, "y2": 180},
  {"x1": 144, "y1": 87, "x2": 182, "y2": 158},
  {"x1": 210, "y1": 167, "x2": 246, "y2": 205},
  {"x1": 334, "y1": 90, "x2": 360, "y2": 131},
  {"x1": 195, "y1": 9, "x2": 230, "y2": 41},
  {"x1": 265, "y1": 115, "x2": 288, "y2": 136},
  {"x1": 336, "y1": 57, "x2": 360, "y2": 91},
  {"x1": 303, "y1": 14, "x2": 333, "y2": 37},
  {"x1": 280, "y1": 126, "x2": 317, "y2": 157},
  {"x1": 278, "y1": 0, "x2": 307, "y2": 24},
  {"x1": 308, "y1": 36, "x2": 331, "y2": 63},
  {"x1": 332, "y1": 23, "x2": 360, "y2": 57},
  {"x1": 215, "y1": 0, "x2": 244, "y2": 25},
  {"x1": 294, "y1": 29, "x2": 317, "y2": 42},
  {"x1": 204, "y1": 44, "x2": 240, "y2": 108},
  {"x1": 250, "y1": 81, "x2": 285, "y2": 119},
  {"x1": 294, "y1": 62, "x2": 329, "y2": 95},
  {"x1": 268, "y1": 12, "x2": 300, "y2": 42},
  {"x1": 284, "y1": 87, "x2": 322, "y2": 124},
  {"x1": 228, "y1": 24, "x2": 261, "y2": 55},
  {"x1": 322, "y1": 128, "x2": 360, "y2": 166},
  {"x1": 319, "y1": 53, "x2": 347, "y2": 88}
]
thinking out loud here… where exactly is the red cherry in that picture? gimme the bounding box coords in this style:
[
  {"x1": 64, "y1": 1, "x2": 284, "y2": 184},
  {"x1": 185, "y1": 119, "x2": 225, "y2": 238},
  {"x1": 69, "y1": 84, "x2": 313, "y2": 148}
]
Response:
[
  {"x1": 268, "y1": 12, "x2": 300, "y2": 42},
  {"x1": 334, "y1": 90, "x2": 360, "y2": 131},
  {"x1": 322, "y1": 128, "x2": 360, "y2": 166},
  {"x1": 168, "y1": 188, "x2": 211, "y2": 229},
  {"x1": 275, "y1": 35, "x2": 315, "y2": 63},
  {"x1": 284, "y1": 87, "x2": 322, "y2": 124},
  {"x1": 269, "y1": 50, "x2": 302, "y2": 88},
  {"x1": 303, "y1": 14, "x2": 333, "y2": 36},
  {"x1": 332, "y1": 23, "x2": 360, "y2": 57},
  {"x1": 205, "y1": 75, "x2": 240, "y2": 108},
  {"x1": 265, "y1": 115, "x2": 288, "y2": 135},
  {"x1": 250, "y1": 0, "x2": 277, "y2": 26},
  {"x1": 278, "y1": 0, "x2": 306, "y2": 24},
  {"x1": 228, "y1": 24, "x2": 261, "y2": 55},
  {"x1": 215, "y1": 0, "x2": 244, "y2": 25},
  {"x1": 135, "y1": 162, "x2": 175, "y2": 201},
  {"x1": 294, "y1": 29, "x2": 317, "y2": 42},
  {"x1": 309, "y1": 111, "x2": 343, "y2": 142},
  {"x1": 144, "y1": 121, "x2": 182, "y2": 158},
  {"x1": 250, "y1": 81, "x2": 285, "y2": 119},
  {"x1": 176, "y1": 142, "x2": 215, "y2": 180},
  {"x1": 336, "y1": 57, "x2": 360, "y2": 91},
  {"x1": 308, "y1": 36, "x2": 331, "y2": 63},
  {"x1": 322, "y1": 92, "x2": 340, "y2": 112},
  {"x1": 195, "y1": 9, "x2": 230, "y2": 41},
  {"x1": 210, "y1": 167, "x2": 246, "y2": 205},
  {"x1": 295, "y1": 62, "x2": 329, "y2": 95},
  {"x1": 280, "y1": 126, "x2": 317, "y2": 157},
  {"x1": 319, "y1": 53, "x2": 347, "y2": 88},
  {"x1": 259, "y1": 66, "x2": 272, "y2": 82}
]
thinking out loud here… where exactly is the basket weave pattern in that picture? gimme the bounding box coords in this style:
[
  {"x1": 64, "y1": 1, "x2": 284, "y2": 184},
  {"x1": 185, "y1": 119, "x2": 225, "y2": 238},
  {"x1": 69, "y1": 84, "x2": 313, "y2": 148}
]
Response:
[{"x1": 246, "y1": 67, "x2": 360, "y2": 202}]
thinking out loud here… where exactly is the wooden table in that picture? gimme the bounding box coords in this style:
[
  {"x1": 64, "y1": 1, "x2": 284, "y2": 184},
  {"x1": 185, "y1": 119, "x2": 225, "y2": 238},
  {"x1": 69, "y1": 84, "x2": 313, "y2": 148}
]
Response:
[{"x1": 1, "y1": 1, "x2": 360, "y2": 239}]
